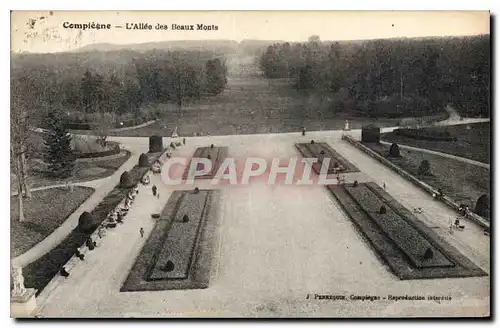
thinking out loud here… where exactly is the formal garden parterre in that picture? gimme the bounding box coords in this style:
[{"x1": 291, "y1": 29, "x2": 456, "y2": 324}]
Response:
[
  {"x1": 182, "y1": 146, "x2": 229, "y2": 180},
  {"x1": 327, "y1": 182, "x2": 487, "y2": 280},
  {"x1": 121, "y1": 189, "x2": 220, "y2": 292},
  {"x1": 295, "y1": 142, "x2": 359, "y2": 174}
]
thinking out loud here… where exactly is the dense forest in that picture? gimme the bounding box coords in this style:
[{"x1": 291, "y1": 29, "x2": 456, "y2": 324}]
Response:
[
  {"x1": 259, "y1": 35, "x2": 490, "y2": 118},
  {"x1": 11, "y1": 50, "x2": 228, "y2": 127}
]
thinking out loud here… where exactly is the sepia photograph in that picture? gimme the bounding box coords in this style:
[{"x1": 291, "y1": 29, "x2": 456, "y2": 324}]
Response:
[{"x1": 9, "y1": 10, "x2": 490, "y2": 318}]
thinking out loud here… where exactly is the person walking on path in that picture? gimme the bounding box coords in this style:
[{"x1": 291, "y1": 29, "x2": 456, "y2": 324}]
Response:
[
  {"x1": 152, "y1": 185, "x2": 157, "y2": 197},
  {"x1": 139, "y1": 228, "x2": 144, "y2": 238}
]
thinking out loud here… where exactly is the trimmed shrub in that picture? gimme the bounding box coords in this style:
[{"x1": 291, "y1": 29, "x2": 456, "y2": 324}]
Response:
[
  {"x1": 379, "y1": 205, "x2": 387, "y2": 214},
  {"x1": 149, "y1": 135, "x2": 163, "y2": 153},
  {"x1": 163, "y1": 260, "x2": 175, "y2": 272},
  {"x1": 389, "y1": 143, "x2": 401, "y2": 157},
  {"x1": 361, "y1": 125, "x2": 380, "y2": 143},
  {"x1": 77, "y1": 211, "x2": 95, "y2": 233},
  {"x1": 120, "y1": 171, "x2": 134, "y2": 188},
  {"x1": 423, "y1": 248, "x2": 434, "y2": 260},
  {"x1": 310, "y1": 140, "x2": 315, "y2": 144},
  {"x1": 182, "y1": 215, "x2": 189, "y2": 223},
  {"x1": 475, "y1": 194, "x2": 490, "y2": 218},
  {"x1": 138, "y1": 153, "x2": 149, "y2": 167},
  {"x1": 418, "y1": 160, "x2": 431, "y2": 176},
  {"x1": 210, "y1": 144, "x2": 214, "y2": 149},
  {"x1": 194, "y1": 187, "x2": 200, "y2": 194}
]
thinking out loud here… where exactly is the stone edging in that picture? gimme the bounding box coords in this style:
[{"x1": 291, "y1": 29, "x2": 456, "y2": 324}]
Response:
[{"x1": 342, "y1": 135, "x2": 490, "y2": 230}]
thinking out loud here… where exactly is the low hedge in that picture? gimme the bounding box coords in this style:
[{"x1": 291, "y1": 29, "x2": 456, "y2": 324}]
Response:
[
  {"x1": 22, "y1": 152, "x2": 163, "y2": 295},
  {"x1": 393, "y1": 128, "x2": 457, "y2": 142},
  {"x1": 66, "y1": 118, "x2": 156, "y2": 131},
  {"x1": 66, "y1": 122, "x2": 92, "y2": 130},
  {"x1": 75, "y1": 142, "x2": 120, "y2": 159}
]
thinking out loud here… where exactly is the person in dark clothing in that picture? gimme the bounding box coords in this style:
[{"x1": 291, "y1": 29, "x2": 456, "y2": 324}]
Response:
[
  {"x1": 75, "y1": 249, "x2": 84, "y2": 260},
  {"x1": 140, "y1": 227, "x2": 144, "y2": 238},
  {"x1": 60, "y1": 267, "x2": 70, "y2": 278}
]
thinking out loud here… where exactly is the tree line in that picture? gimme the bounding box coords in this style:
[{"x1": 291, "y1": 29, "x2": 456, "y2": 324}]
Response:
[
  {"x1": 11, "y1": 50, "x2": 228, "y2": 125},
  {"x1": 259, "y1": 35, "x2": 490, "y2": 118},
  {"x1": 10, "y1": 49, "x2": 228, "y2": 222}
]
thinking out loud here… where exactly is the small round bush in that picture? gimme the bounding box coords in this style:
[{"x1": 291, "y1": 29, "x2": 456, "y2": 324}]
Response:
[
  {"x1": 379, "y1": 205, "x2": 387, "y2": 214},
  {"x1": 423, "y1": 248, "x2": 434, "y2": 259},
  {"x1": 194, "y1": 187, "x2": 200, "y2": 194},
  {"x1": 210, "y1": 144, "x2": 214, "y2": 149},
  {"x1": 389, "y1": 143, "x2": 401, "y2": 157},
  {"x1": 182, "y1": 215, "x2": 189, "y2": 223},
  {"x1": 207, "y1": 154, "x2": 211, "y2": 160},
  {"x1": 475, "y1": 194, "x2": 490, "y2": 218},
  {"x1": 320, "y1": 150, "x2": 325, "y2": 156},
  {"x1": 120, "y1": 171, "x2": 133, "y2": 188},
  {"x1": 163, "y1": 260, "x2": 175, "y2": 272},
  {"x1": 310, "y1": 140, "x2": 315, "y2": 144},
  {"x1": 138, "y1": 153, "x2": 149, "y2": 167}
]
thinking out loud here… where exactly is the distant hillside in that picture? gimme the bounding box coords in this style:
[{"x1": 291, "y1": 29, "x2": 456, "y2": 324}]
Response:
[{"x1": 73, "y1": 40, "x2": 241, "y2": 54}]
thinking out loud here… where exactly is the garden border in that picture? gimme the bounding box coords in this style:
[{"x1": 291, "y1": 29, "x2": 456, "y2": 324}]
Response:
[
  {"x1": 27, "y1": 147, "x2": 170, "y2": 301},
  {"x1": 342, "y1": 135, "x2": 490, "y2": 230},
  {"x1": 327, "y1": 182, "x2": 487, "y2": 280},
  {"x1": 120, "y1": 189, "x2": 220, "y2": 292}
]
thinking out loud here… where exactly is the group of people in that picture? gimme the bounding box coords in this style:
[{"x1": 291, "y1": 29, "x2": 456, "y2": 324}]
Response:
[{"x1": 152, "y1": 160, "x2": 162, "y2": 174}]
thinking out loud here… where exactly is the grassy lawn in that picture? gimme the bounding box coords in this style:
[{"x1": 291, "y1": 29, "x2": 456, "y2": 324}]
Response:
[
  {"x1": 382, "y1": 122, "x2": 491, "y2": 164},
  {"x1": 72, "y1": 76, "x2": 448, "y2": 138},
  {"x1": 10, "y1": 186, "x2": 95, "y2": 258},
  {"x1": 363, "y1": 142, "x2": 490, "y2": 214},
  {"x1": 11, "y1": 150, "x2": 131, "y2": 193}
]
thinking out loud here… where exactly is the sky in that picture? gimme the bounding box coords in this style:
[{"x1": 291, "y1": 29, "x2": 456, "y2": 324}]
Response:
[{"x1": 11, "y1": 11, "x2": 490, "y2": 53}]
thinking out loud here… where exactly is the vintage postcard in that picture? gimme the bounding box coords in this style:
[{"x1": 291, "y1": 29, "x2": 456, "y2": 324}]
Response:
[{"x1": 10, "y1": 10, "x2": 490, "y2": 318}]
